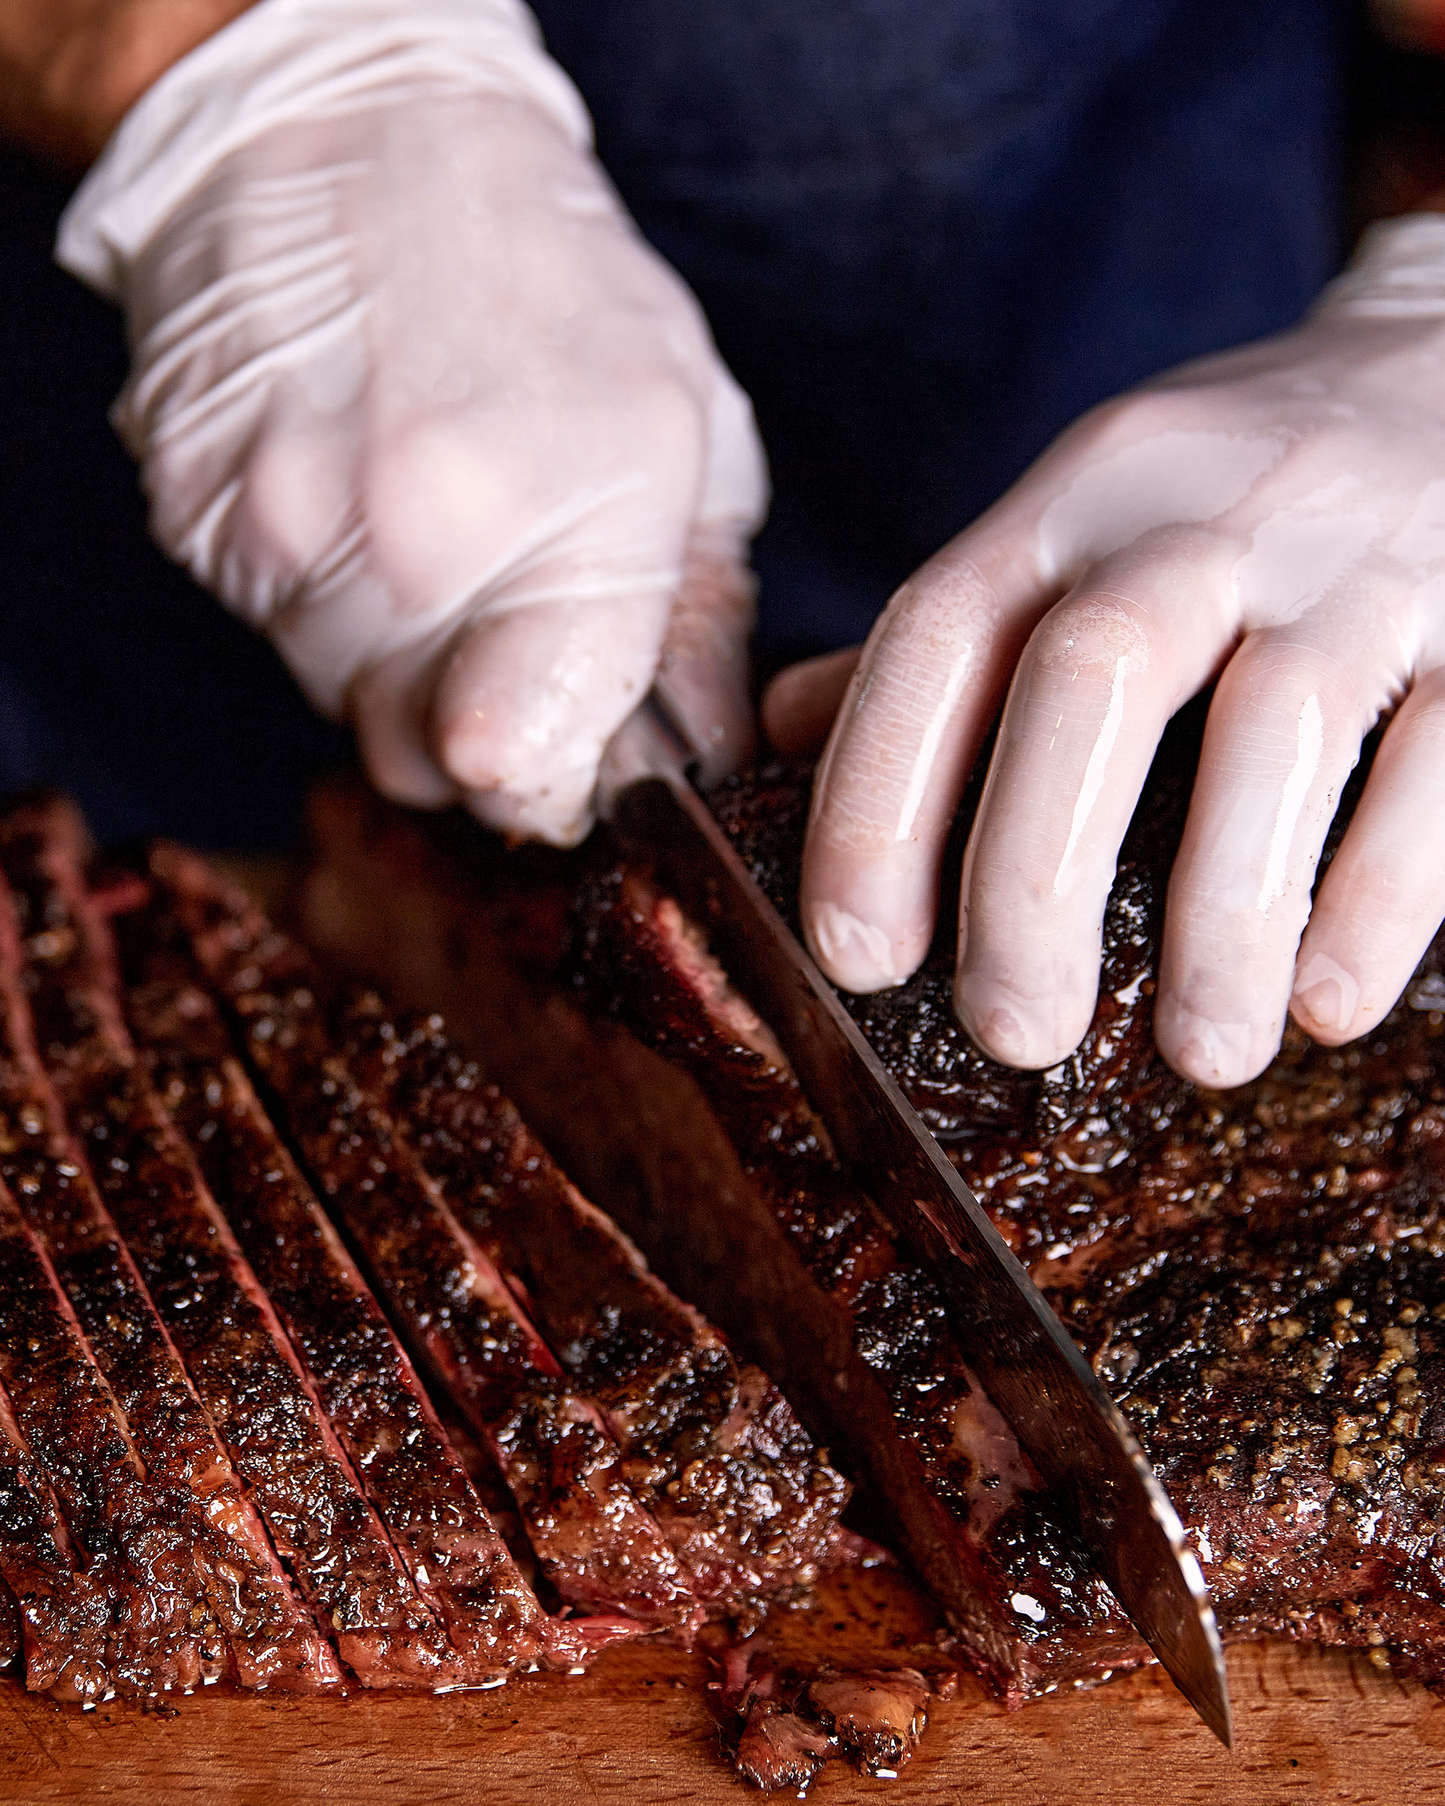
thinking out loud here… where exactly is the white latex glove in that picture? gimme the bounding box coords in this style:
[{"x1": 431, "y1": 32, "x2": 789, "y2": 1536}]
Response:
[
  {"x1": 771, "y1": 214, "x2": 1445, "y2": 1088},
  {"x1": 58, "y1": 0, "x2": 768, "y2": 844}
]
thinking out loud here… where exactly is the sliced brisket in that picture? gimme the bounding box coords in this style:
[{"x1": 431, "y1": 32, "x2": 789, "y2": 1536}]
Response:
[
  {"x1": 0, "y1": 1367, "x2": 111, "y2": 1699},
  {"x1": 0, "y1": 1176, "x2": 217, "y2": 1697},
  {"x1": 298, "y1": 783, "x2": 1136, "y2": 1695},
  {"x1": 113, "y1": 886, "x2": 556, "y2": 1680},
  {"x1": 3, "y1": 800, "x2": 460, "y2": 1690},
  {"x1": 152, "y1": 843, "x2": 703, "y2": 1636},
  {"x1": 573, "y1": 866, "x2": 1136, "y2": 1690},
  {"x1": 0, "y1": 818, "x2": 335, "y2": 1694},
  {"x1": 335, "y1": 991, "x2": 849, "y2": 1623}
]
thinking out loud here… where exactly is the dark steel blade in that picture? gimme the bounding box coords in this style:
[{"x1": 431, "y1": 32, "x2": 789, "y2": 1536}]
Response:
[{"x1": 611, "y1": 770, "x2": 1232, "y2": 1747}]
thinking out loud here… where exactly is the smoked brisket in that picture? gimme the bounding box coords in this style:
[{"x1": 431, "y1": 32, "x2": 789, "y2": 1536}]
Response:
[
  {"x1": 0, "y1": 812, "x2": 335, "y2": 1694},
  {"x1": 0, "y1": 1330, "x2": 112, "y2": 1699},
  {"x1": 113, "y1": 885, "x2": 558, "y2": 1682},
  {"x1": 0, "y1": 1174, "x2": 217, "y2": 1697},
  {"x1": 334, "y1": 993, "x2": 849, "y2": 1621},
  {"x1": 152, "y1": 843, "x2": 705, "y2": 1636},
  {"x1": 0, "y1": 789, "x2": 855, "y2": 1701},
  {"x1": 297, "y1": 746, "x2": 1445, "y2": 1699},
  {"x1": 3, "y1": 800, "x2": 463, "y2": 1691}
]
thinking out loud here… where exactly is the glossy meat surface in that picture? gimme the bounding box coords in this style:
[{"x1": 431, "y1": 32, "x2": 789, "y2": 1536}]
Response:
[
  {"x1": 702, "y1": 735, "x2": 1445, "y2": 1690},
  {"x1": 8, "y1": 803, "x2": 454, "y2": 1691},
  {"x1": 154, "y1": 844, "x2": 704, "y2": 1637},
  {"x1": 337, "y1": 993, "x2": 849, "y2": 1624},
  {"x1": 115, "y1": 887, "x2": 554, "y2": 1683},
  {"x1": 0, "y1": 806, "x2": 335, "y2": 1694}
]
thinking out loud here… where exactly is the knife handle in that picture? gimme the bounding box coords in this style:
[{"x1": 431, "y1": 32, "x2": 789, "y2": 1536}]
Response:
[{"x1": 597, "y1": 692, "x2": 700, "y2": 815}]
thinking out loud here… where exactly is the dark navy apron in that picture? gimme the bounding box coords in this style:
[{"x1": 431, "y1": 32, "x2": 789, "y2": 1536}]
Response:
[{"x1": 0, "y1": 1, "x2": 1344, "y2": 845}]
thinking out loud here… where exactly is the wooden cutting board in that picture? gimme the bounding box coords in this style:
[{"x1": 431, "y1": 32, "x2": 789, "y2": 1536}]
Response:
[{"x1": 1, "y1": 1564, "x2": 1439, "y2": 1805}]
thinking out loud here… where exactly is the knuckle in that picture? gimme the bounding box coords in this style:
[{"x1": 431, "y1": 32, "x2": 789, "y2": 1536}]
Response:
[
  {"x1": 1235, "y1": 630, "x2": 1362, "y2": 722},
  {"x1": 1064, "y1": 387, "x2": 1183, "y2": 458},
  {"x1": 1031, "y1": 590, "x2": 1155, "y2": 675}
]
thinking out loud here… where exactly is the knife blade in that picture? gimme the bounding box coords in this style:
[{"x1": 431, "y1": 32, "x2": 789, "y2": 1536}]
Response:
[{"x1": 603, "y1": 705, "x2": 1231, "y2": 1747}]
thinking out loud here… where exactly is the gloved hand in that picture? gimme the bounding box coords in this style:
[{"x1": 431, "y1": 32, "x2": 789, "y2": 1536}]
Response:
[
  {"x1": 58, "y1": 0, "x2": 768, "y2": 844},
  {"x1": 770, "y1": 214, "x2": 1445, "y2": 1088}
]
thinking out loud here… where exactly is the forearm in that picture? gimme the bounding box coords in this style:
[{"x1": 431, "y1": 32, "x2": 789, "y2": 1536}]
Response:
[{"x1": 0, "y1": 0, "x2": 257, "y2": 163}]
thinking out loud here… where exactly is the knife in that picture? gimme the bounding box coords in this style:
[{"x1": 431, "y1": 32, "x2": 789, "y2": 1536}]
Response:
[{"x1": 602, "y1": 699, "x2": 1232, "y2": 1748}]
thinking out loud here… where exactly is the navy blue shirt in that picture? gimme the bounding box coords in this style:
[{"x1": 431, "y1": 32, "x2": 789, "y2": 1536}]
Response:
[{"x1": 0, "y1": 0, "x2": 1345, "y2": 843}]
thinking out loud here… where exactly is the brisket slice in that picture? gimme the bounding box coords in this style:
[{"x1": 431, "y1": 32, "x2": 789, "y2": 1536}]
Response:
[
  {"x1": 4, "y1": 801, "x2": 460, "y2": 1690},
  {"x1": 0, "y1": 821, "x2": 335, "y2": 1694},
  {"x1": 151, "y1": 844, "x2": 703, "y2": 1637},
  {"x1": 298, "y1": 762, "x2": 1445, "y2": 1696},
  {"x1": 112, "y1": 884, "x2": 558, "y2": 1680},
  {"x1": 335, "y1": 990, "x2": 849, "y2": 1623},
  {"x1": 0, "y1": 1366, "x2": 111, "y2": 1699},
  {"x1": 0, "y1": 1174, "x2": 218, "y2": 1697},
  {"x1": 572, "y1": 867, "x2": 1136, "y2": 1687}
]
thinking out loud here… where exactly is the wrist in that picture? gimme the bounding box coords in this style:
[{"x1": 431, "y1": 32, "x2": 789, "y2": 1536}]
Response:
[{"x1": 1, "y1": 0, "x2": 259, "y2": 164}]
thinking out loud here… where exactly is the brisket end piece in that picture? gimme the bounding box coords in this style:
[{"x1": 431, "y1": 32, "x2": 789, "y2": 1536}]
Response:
[
  {"x1": 4, "y1": 802, "x2": 462, "y2": 1691},
  {"x1": 0, "y1": 1176, "x2": 218, "y2": 1698},
  {"x1": 677, "y1": 755, "x2": 1445, "y2": 1688},
  {"x1": 1071, "y1": 1226, "x2": 1445, "y2": 1687},
  {"x1": 0, "y1": 1369, "x2": 112, "y2": 1700},
  {"x1": 114, "y1": 891, "x2": 555, "y2": 1682},
  {"x1": 338, "y1": 993, "x2": 850, "y2": 1625},
  {"x1": 152, "y1": 844, "x2": 702, "y2": 1639},
  {"x1": 0, "y1": 839, "x2": 336, "y2": 1694}
]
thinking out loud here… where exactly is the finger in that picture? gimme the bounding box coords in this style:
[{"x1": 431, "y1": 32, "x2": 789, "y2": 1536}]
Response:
[
  {"x1": 762, "y1": 648, "x2": 863, "y2": 757},
  {"x1": 349, "y1": 634, "x2": 460, "y2": 811},
  {"x1": 1156, "y1": 616, "x2": 1405, "y2": 1088},
  {"x1": 434, "y1": 589, "x2": 674, "y2": 845},
  {"x1": 651, "y1": 525, "x2": 758, "y2": 786},
  {"x1": 953, "y1": 534, "x2": 1234, "y2": 1068},
  {"x1": 1290, "y1": 667, "x2": 1445, "y2": 1044},
  {"x1": 646, "y1": 358, "x2": 769, "y2": 785},
  {"x1": 799, "y1": 540, "x2": 1036, "y2": 994}
]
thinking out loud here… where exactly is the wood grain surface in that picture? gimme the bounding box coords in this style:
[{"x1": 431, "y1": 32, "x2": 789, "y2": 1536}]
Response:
[{"x1": 1, "y1": 1566, "x2": 1438, "y2": 1806}]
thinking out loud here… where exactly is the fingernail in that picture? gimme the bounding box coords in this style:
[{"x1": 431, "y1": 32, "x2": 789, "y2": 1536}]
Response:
[
  {"x1": 953, "y1": 977, "x2": 1065, "y2": 1069},
  {"x1": 1162, "y1": 1008, "x2": 1254, "y2": 1088},
  {"x1": 978, "y1": 1006, "x2": 1028, "y2": 1065},
  {"x1": 1291, "y1": 953, "x2": 1361, "y2": 1037},
  {"x1": 806, "y1": 901, "x2": 899, "y2": 992}
]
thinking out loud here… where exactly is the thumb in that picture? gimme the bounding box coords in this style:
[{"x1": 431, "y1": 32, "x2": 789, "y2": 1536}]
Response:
[
  {"x1": 650, "y1": 525, "x2": 759, "y2": 787},
  {"x1": 433, "y1": 585, "x2": 676, "y2": 846},
  {"x1": 646, "y1": 355, "x2": 769, "y2": 786}
]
